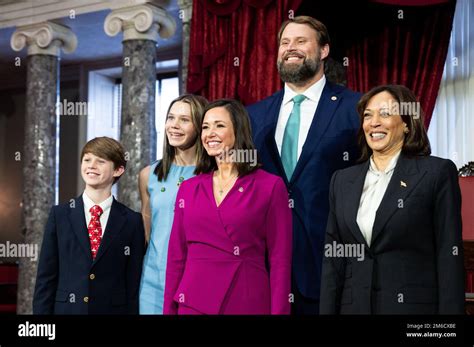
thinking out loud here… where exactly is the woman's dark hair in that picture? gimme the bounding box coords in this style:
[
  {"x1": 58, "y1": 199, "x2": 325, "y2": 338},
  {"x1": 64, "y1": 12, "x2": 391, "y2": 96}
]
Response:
[
  {"x1": 154, "y1": 94, "x2": 208, "y2": 181},
  {"x1": 195, "y1": 99, "x2": 260, "y2": 176},
  {"x1": 356, "y1": 84, "x2": 431, "y2": 162}
]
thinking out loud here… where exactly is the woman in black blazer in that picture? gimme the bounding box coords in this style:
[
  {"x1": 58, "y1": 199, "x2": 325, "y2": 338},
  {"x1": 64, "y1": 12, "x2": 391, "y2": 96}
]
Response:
[{"x1": 320, "y1": 85, "x2": 465, "y2": 314}]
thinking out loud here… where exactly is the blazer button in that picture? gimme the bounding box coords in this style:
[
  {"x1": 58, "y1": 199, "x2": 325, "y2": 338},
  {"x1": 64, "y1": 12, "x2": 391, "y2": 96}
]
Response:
[
  {"x1": 89, "y1": 274, "x2": 95, "y2": 280},
  {"x1": 83, "y1": 296, "x2": 89, "y2": 303}
]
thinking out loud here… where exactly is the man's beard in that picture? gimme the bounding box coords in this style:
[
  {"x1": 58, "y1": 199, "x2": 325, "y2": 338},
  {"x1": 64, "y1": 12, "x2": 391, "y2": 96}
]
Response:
[{"x1": 277, "y1": 54, "x2": 322, "y2": 84}]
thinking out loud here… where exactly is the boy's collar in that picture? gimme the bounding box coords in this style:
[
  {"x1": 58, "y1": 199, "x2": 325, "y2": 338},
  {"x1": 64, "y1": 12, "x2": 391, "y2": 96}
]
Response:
[{"x1": 82, "y1": 190, "x2": 113, "y2": 210}]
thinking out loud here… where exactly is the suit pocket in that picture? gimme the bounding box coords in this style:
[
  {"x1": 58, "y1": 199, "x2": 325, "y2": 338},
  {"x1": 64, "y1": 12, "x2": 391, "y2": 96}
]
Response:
[
  {"x1": 111, "y1": 291, "x2": 127, "y2": 306},
  {"x1": 401, "y1": 287, "x2": 438, "y2": 304},
  {"x1": 55, "y1": 290, "x2": 69, "y2": 302}
]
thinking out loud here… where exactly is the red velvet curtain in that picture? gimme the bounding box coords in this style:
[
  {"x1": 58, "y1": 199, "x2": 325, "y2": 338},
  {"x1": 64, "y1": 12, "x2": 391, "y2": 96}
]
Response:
[
  {"x1": 372, "y1": 0, "x2": 449, "y2": 5},
  {"x1": 187, "y1": 0, "x2": 302, "y2": 105},
  {"x1": 345, "y1": 0, "x2": 456, "y2": 128}
]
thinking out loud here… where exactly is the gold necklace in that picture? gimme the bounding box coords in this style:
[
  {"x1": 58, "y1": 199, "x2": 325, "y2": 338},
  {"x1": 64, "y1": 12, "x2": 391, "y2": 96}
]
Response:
[{"x1": 214, "y1": 172, "x2": 238, "y2": 196}]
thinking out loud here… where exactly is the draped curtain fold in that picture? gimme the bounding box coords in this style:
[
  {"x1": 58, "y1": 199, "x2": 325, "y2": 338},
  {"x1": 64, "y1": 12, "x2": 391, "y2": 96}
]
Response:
[
  {"x1": 188, "y1": 0, "x2": 456, "y2": 121},
  {"x1": 372, "y1": 0, "x2": 450, "y2": 5},
  {"x1": 187, "y1": 0, "x2": 302, "y2": 105},
  {"x1": 428, "y1": 0, "x2": 474, "y2": 168},
  {"x1": 345, "y1": 0, "x2": 456, "y2": 128}
]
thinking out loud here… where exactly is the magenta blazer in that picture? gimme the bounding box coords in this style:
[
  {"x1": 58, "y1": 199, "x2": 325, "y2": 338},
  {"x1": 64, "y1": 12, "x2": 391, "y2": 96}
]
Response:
[{"x1": 163, "y1": 168, "x2": 292, "y2": 314}]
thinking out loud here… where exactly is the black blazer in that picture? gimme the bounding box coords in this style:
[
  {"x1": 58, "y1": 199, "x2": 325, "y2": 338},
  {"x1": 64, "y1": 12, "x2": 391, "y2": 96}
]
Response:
[
  {"x1": 320, "y1": 154, "x2": 465, "y2": 314},
  {"x1": 33, "y1": 196, "x2": 145, "y2": 314}
]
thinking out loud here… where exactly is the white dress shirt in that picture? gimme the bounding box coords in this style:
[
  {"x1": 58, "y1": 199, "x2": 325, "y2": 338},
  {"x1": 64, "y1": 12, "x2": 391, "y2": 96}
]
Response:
[
  {"x1": 275, "y1": 75, "x2": 326, "y2": 159},
  {"x1": 83, "y1": 191, "x2": 113, "y2": 236},
  {"x1": 356, "y1": 150, "x2": 402, "y2": 246}
]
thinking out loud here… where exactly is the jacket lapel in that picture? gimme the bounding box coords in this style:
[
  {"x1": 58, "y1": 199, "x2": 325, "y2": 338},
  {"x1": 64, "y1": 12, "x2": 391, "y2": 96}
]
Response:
[
  {"x1": 343, "y1": 161, "x2": 371, "y2": 248},
  {"x1": 68, "y1": 196, "x2": 93, "y2": 262},
  {"x1": 264, "y1": 90, "x2": 288, "y2": 184},
  {"x1": 93, "y1": 198, "x2": 127, "y2": 265},
  {"x1": 370, "y1": 154, "x2": 426, "y2": 246},
  {"x1": 291, "y1": 82, "x2": 342, "y2": 184},
  {"x1": 203, "y1": 173, "x2": 254, "y2": 247}
]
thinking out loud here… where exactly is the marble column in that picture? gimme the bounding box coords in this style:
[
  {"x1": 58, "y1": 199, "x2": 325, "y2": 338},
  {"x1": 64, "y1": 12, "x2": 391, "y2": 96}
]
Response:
[
  {"x1": 104, "y1": 4, "x2": 176, "y2": 211},
  {"x1": 10, "y1": 22, "x2": 77, "y2": 314},
  {"x1": 178, "y1": 0, "x2": 193, "y2": 93}
]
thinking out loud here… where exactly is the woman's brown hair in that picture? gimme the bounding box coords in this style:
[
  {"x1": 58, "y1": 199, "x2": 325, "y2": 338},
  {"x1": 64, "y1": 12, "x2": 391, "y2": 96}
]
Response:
[
  {"x1": 356, "y1": 84, "x2": 431, "y2": 162},
  {"x1": 195, "y1": 99, "x2": 260, "y2": 176}
]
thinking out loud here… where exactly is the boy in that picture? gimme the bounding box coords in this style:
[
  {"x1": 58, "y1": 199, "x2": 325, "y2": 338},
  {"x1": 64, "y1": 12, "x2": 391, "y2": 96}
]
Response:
[{"x1": 33, "y1": 137, "x2": 145, "y2": 314}]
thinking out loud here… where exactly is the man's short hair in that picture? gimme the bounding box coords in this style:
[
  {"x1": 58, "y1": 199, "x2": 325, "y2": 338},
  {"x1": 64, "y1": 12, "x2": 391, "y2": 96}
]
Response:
[{"x1": 278, "y1": 15, "x2": 330, "y2": 48}]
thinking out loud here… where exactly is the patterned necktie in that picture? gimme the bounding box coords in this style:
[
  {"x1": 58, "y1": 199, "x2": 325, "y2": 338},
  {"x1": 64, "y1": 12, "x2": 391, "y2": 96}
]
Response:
[
  {"x1": 88, "y1": 205, "x2": 103, "y2": 259},
  {"x1": 281, "y1": 94, "x2": 306, "y2": 180}
]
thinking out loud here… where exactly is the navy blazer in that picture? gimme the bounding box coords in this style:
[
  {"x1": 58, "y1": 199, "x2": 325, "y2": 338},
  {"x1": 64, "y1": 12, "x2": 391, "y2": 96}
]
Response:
[
  {"x1": 33, "y1": 196, "x2": 145, "y2": 314},
  {"x1": 247, "y1": 81, "x2": 361, "y2": 300},
  {"x1": 320, "y1": 155, "x2": 466, "y2": 314}
]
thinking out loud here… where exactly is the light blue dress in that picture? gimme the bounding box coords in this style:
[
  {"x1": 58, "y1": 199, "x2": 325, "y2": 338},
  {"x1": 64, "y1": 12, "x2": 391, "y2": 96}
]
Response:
[{"x1": 139, "y1": 161, "x2": 195, "y2": 314}]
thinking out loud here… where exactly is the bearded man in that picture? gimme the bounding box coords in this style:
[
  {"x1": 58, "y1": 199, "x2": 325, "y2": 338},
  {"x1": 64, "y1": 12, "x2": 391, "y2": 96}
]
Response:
[{"x1": 247, "y1": 16, "x2": 361, "y2": 315}]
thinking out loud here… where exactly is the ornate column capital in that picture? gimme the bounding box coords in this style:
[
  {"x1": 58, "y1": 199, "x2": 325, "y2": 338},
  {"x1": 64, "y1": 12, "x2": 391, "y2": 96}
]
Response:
[
  {"x1": 178, "y1": 0, "x2": 193, "y2": 23},
  {"x1": 10, "y1": 21, "x2": 77, "y2": 56},
  {"x1": 104, "y1": 3, "x2": 176, "y2": 42}
]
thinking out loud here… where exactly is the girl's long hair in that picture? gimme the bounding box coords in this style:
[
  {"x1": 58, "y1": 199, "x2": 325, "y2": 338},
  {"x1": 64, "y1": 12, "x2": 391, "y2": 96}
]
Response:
[{"x1": 154, "y1": 94, "x2": 208, "y2": 181}]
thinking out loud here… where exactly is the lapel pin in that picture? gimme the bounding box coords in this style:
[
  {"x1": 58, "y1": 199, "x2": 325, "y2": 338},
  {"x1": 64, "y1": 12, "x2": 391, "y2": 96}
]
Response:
[
  {"x1": 331, "y1": 96, "x2": 337, "y2": 101},
  {"x1": 238, "y1": 187, "x2": 244, "y2": 193},
  {"x1": 400, "y1": 181, "x2": 407, "y2": 187}
]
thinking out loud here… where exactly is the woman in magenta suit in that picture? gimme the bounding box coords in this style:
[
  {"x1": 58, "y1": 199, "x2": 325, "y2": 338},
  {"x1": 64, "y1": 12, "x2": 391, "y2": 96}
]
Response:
[{"x1": 163, "y1": 99, "x2": 292, "y2": 315}]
